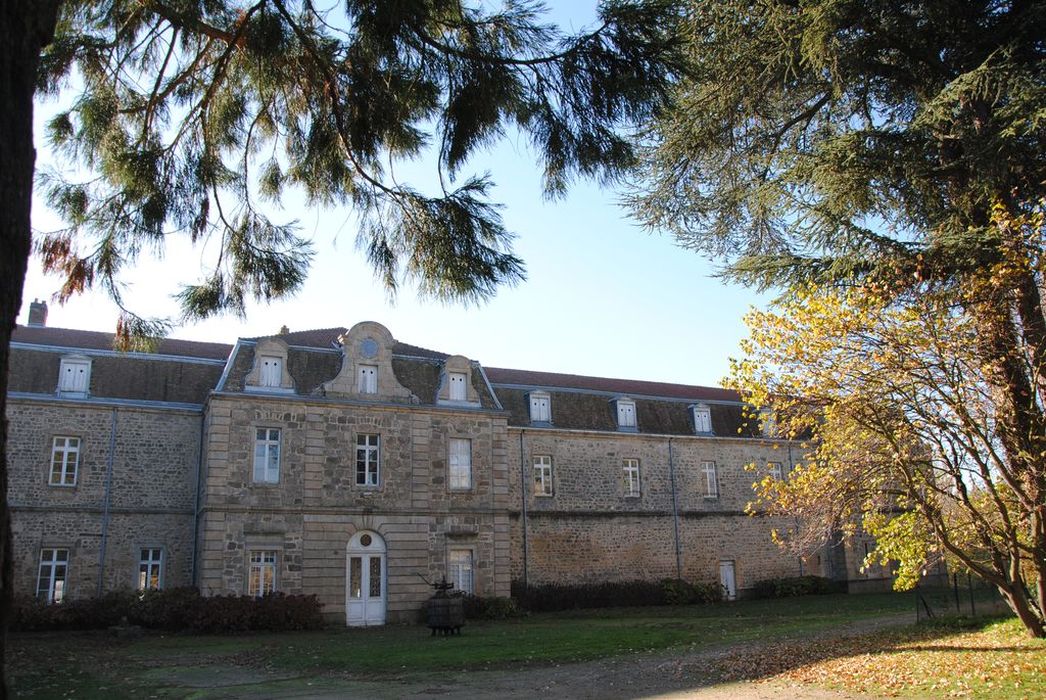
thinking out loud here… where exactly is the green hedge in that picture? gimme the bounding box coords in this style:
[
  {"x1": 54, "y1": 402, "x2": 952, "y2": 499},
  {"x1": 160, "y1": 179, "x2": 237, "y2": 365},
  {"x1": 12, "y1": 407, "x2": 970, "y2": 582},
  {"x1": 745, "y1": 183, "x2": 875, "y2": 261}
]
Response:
[
  {"x1": 459, "y1": 594, "x2": 522, "y2": 620},
  {"x1": 748, "y1": 575, "x2": 845, "y2": 599},
  {"x1": 12, "y1": 587, "x2": 324, "y2": 633},
  {"x1": 510, "y1": 578, "x2": 720, "y2": 612}
]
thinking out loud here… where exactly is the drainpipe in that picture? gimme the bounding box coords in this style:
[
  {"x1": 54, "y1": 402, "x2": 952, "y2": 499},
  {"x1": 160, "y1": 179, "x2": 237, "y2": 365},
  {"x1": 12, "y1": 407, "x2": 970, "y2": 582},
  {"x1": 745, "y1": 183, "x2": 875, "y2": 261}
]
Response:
[
  {"x1": 668, "y1": 437, "x2": 682, "y2": 580},
  {"x1": 190, "y1": 406, "x2": 207, "y2": 587},
  {"x1": 519, "y1": 430, "x2": 529, "y2": 589},
  {"x1": 97, "y1": 407, "x2": 117, "y2": 596}
]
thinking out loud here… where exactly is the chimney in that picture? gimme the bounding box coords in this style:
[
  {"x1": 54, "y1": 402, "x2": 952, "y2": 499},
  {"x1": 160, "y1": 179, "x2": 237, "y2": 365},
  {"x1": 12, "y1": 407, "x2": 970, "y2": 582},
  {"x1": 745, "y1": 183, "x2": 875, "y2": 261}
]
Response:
[
  {"x1": 27, "y1": 299, "x2": 48, "y2": 327},
  {"x1": 278, "y1": 325, "x2": 289, "y2": 335}
]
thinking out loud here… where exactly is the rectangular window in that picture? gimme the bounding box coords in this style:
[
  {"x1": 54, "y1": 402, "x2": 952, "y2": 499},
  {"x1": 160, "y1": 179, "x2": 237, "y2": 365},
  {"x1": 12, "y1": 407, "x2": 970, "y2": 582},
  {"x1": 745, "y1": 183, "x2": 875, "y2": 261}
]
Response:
[
  {"x1": 138, "y1": 548, "x2": 163, "y2": 591},
  {"x1": 448, "y1": 548, "x2": 474, "y2": 595},
  {"x1": 616, "y1": 399, "x2": 637, "y2": 428},
  {"x1": 449, "y1": 371, "x2": 467, "y2": 401},
  {"x1": 769, "y1": 462, "x2": 784, "y2": 480},
  {"x1": 356, "y1": 433, "x2": 380, "y2": 486},
  {"x1": 248, "y1": 550, "x2": 277, "y2": 597},
  {"x1": 37, "y1": 548, "x2": 69, "y2": 603},
  {"x1": 49, "y1": 436, "x2": 80, "y2": 486},
  {"x1": 448, "y1": 438, "x2": 472, "y2": 490},
  {"x1": 253, "y1": 428, "x2": 281, "y2": 483},
  {"x1": 623, "y1": 458, "x2": 641, "y2": 497},
  {"x1": 358, "y1": 364, "x2": 378, "y2": 394},
  {"x1": 533, "y1": 455, "x2": 553, "y2": 496},
  {"x1": 702, "y1": 460, "x2": 719, "y2": 498},
  {"x1": 58, "y1": 358, "x2": 90, "y2": 395},
  {"x1": 259, "y1": 356, "x2": 282, "y2": 387},
  {"x1": 529, "y1": 393, "x2": 551, "y2": 423},
  {"x1": 693, "y1": 405, "x2": 712, "y2": 433}
]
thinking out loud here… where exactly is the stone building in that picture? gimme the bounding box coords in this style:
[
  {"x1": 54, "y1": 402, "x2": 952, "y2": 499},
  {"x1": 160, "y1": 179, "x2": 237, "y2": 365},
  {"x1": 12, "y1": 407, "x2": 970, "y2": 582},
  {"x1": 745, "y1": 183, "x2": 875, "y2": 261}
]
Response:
[{"x1": 7, "y1": 313, "x2": 869, "y2": 624}]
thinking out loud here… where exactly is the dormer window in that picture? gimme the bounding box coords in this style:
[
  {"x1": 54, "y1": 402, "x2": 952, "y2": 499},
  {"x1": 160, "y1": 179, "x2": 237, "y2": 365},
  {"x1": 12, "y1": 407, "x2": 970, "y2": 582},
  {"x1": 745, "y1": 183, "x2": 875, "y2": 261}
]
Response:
[
  {"x1": 245, "y1": 339, "x2": 293, "y2": 393},
  {"x1": 528, "y1": 392, "x2": 551, "y2": 424},
  {"x1": 615, "y1": 398, "x2": 637, "y2": 430},
  {"x1": 58, "y1": 356, "x2": 91, "y2": 396},
  {"x1": 760, "y1": 407, "x2": 777, "y2": 438},
  {"x1": 449, "y1": 371, "x2": 467, "y2": 401},
  {"x1": 358, "y1": 364, "x2": 378, "y2": 394},
  {"x1": 692, "y1": 404, "x2": 712, "y2": 434},
  {"x1": 259, "y1": 356, "x2": 283, "y2": 387}
]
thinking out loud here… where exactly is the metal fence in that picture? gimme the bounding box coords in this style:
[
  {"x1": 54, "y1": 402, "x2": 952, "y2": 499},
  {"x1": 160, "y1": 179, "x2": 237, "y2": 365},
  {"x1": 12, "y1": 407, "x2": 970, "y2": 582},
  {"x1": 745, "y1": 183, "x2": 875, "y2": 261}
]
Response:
[{"x1": 914, "y1": 573, "x2": 1008, "y2": 621}]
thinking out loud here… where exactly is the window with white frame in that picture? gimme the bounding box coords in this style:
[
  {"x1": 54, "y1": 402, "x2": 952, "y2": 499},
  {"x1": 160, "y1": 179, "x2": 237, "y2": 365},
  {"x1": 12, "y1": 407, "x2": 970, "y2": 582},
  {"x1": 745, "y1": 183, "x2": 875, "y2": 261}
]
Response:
[
  {"x1": 37, "y1": 548, "x2": 69, "y2": 603},
  {"x1": 259, "y1": 355, "x2": 283, "y2": 387},
  {"x1": 692, "y1": 404, "x2": 712, "y2": 434},
  {"x1": 623, "y1": 458, "x2": 641, "y2": 497},
  {"x1": 529, "y1": 392, "x2": 551, "y2": 423},
  {"x1": 358, "y1": 364, "x2": 378, "y2": 394},
  {"x1": 448, "y1": 548, "x2": 474, "y2": 595},
  {"x1": 356, "y1": 433, "x2": 380, "y2": 486},
  {"x1": 253, "y1": 428, "x2": 281, "y2": 483},
  {"x1": 533, "y1": 455, "x2": 553, "y2": 496},
  {"x1": 448, "y1": 438, "x2": 472, "y2": 490},
  {"x1": 49, "y1": 436, "x2": 80, "y2": 486},
  {"x1": 769, "y1": 461, "x2": 784, "y2": 480},
  {"x1": 702, "y1": 460, "x2": 719, "y2": 498},
  {"x1": 58, "y1": 357, "x2": 90, "y2": 395},
  {"x1": 138, "y1": 548, "x2": 163, "y2": 591},
  {"x1": 616, "y1": 399, "x2": 637, "y2": 429},
  {"x1": 448, "y1": 371, "x2": 467, "y2": 401},
  {"x1": 248, "y1": 550, "x2": 277, "y2": 597}
]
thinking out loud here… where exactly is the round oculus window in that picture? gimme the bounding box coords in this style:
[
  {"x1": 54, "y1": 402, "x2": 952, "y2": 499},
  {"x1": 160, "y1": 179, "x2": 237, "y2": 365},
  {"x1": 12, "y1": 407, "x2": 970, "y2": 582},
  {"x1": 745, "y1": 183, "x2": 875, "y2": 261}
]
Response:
[
  {"x1": 360, "y1": 338, "x2": 379, "y2": 358},
  {"x1": 360, "y1": 533, "x2": 372, "y2": 547}
]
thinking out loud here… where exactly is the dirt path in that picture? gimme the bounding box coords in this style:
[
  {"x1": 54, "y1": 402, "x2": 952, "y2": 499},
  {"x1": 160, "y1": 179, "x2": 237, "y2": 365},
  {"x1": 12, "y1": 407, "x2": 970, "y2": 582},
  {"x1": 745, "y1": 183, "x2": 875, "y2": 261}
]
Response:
[{"x1": 230, "y1": 613, "x2": 912, "y2": 700}]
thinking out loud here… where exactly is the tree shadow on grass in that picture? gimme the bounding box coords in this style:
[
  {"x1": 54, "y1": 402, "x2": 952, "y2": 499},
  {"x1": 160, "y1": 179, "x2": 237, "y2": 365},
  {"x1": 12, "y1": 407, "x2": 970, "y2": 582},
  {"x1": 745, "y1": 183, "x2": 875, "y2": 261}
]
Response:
[{"x1": 704, "y1": 614, "x2": 1025, "y2": 685}]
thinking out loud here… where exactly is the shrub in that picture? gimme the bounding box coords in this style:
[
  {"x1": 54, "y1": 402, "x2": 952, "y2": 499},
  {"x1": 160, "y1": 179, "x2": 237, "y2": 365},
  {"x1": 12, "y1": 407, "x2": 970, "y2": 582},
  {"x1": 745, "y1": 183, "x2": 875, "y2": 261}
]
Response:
[
  {"x1": 510, "y1": 578, "x2": 719, "y2": 612},
  {"x1": 748, "y1": 575, "x2": 844, "y2": 599},
  {"x1": 459, "y1": 594, "x2": 521, "y2": 620},
  {"x1": 660, "y1": 578, "x2": 721, "y2": 605},
  {"x1": 11, "y1": 589, "x2": 324, "y2": 633}
]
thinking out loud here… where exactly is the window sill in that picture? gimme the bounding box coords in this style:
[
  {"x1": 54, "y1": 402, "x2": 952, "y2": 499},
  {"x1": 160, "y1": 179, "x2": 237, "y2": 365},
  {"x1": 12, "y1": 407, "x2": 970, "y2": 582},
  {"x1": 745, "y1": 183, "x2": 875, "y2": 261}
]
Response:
[{"x1": 244, "y1": 385, "x2": 296, "y2": 395}]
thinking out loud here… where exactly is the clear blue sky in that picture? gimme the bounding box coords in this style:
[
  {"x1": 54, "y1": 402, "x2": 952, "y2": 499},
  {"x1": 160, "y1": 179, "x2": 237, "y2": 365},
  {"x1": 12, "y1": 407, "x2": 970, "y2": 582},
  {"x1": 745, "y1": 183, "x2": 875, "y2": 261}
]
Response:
[{"x1": 18, "y1": 3, "x2": 769, "y2": 388}]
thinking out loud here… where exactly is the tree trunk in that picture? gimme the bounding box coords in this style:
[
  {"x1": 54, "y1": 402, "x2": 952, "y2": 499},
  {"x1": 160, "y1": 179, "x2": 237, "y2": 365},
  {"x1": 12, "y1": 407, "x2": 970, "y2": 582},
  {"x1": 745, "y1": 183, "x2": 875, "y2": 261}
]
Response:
[
  {"x1": 0, "y1": 1, "x2": 60, "y2": 695},
  {"x1": 999, "y1": 583, "x2": 1046, "y2": 638}
]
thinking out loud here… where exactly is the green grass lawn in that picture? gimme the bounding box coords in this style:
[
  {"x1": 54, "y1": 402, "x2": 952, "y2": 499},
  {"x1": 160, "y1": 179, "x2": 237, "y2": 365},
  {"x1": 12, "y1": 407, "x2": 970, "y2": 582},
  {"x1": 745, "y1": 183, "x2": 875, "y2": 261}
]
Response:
[{"x1": 7, "y1": 591, "x2": 1031, "y2": 699}]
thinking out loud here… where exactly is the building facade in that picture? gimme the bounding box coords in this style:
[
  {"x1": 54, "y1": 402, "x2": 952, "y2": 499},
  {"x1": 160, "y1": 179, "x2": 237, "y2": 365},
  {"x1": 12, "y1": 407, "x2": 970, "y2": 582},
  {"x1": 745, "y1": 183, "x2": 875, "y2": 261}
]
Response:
[{"x1": 7, "y1": 313, "x2": 868, "y2": 624}]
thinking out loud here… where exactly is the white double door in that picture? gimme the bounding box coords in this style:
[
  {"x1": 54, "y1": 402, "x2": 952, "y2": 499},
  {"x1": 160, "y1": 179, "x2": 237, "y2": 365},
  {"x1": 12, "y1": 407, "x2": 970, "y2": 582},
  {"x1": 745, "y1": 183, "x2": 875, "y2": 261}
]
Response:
[{"x1": 346, "y1": 531, "x2": 386, "y2": 626}]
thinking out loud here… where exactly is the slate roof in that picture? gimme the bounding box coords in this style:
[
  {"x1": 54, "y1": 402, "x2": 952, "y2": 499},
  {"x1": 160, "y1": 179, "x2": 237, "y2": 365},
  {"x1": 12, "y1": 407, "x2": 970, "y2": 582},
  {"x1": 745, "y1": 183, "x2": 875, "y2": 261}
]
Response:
[
  {"x1": 484, "y1": 367, "x2": 740, "y2": 402},
  {"x1": 485, "y1": 368, "x2": 759, "y2": 438},
  {"x1": 9, "y1": 326, "x2": 228, "y2": 405},
  {"x1": 9, "y1": 324, "x2": 760, "y2": 433},
  {"x1": 226, "y1": 331, "x2": 489, "y2": 406}
]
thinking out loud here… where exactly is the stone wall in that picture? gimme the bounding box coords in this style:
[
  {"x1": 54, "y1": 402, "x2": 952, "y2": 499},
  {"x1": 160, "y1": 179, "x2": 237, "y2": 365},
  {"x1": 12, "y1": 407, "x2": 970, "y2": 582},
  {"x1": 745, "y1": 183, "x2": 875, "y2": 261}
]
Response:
[
  {"x1": 507, "y1": 428, "x2": 812, "y2": 593},
  {"x1": 7, "y1": 398, "x2": 200, "y2": 599},
  {"x1": 197, "y1": 394, "x2": 511, "y2": 623}
]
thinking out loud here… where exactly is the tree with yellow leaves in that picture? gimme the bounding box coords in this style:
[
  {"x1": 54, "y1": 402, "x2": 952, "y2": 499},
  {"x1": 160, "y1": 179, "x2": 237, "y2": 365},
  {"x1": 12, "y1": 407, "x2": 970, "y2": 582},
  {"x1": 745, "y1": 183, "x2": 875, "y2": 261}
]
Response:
[{"x1": 730, "y1": 208, "x2": 1046, "y2": 637}]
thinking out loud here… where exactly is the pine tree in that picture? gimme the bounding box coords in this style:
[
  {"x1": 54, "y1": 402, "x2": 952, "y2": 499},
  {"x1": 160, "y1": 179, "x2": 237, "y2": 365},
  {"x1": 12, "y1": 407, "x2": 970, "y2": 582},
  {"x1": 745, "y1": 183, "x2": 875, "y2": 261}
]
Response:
[
  {"x1": 633, "y1": 0, "x2": 1046, "y2": 635},
  {"x1": 0, "y1": 1, "x2": 682, "y2": 688}
]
